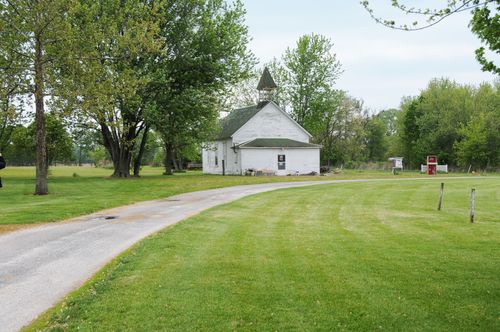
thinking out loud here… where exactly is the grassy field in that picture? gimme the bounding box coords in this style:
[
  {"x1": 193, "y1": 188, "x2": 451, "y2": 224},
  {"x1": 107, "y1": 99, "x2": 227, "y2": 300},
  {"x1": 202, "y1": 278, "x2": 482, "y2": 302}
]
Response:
[
  {"x1": 27, "y1": 177, "x2": 499, "y2": 331},
  {"x1": 0, "y1": 165, "x2": 468, "y2": 228}
]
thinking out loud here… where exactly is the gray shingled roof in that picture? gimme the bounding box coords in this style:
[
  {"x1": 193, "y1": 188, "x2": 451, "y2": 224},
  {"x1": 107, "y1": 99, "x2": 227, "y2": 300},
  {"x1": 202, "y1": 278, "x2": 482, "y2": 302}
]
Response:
[
  {"x1": 257, "y1": 67, "x2": 277, "y2": 91},
  {"x1": 238, "y1": 138, "x2": 321, "y2": 148},
  {"x1": 217, "y1": 103, "x2": 269, "y2": 140}
]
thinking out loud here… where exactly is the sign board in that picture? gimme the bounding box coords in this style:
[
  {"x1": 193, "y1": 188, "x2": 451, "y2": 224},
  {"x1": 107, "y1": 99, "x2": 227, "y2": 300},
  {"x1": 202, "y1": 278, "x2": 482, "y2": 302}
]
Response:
[
  {"x1": 426, "y1": 155, "x2": 438, "y2": 175},
  {"x1": 388, "y1": 157, "x2": 403, "y2": 169}
]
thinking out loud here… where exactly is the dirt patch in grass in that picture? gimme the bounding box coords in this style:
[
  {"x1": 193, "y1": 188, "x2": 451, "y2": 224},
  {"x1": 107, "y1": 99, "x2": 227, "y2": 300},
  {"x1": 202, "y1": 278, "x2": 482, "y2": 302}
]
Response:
[{"x1": 0, "y1": 223, "x2": 46, "y2": 235}]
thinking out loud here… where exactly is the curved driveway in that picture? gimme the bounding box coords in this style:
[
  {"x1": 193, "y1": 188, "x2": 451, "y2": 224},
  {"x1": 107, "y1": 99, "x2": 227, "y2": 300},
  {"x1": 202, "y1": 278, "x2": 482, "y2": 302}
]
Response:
[
  {"x1": 0, "y1": 177, "x2": 478, "y2": 331},
  {"x1": 1, "y1": 180, "x2": 335, "y2": 331}
]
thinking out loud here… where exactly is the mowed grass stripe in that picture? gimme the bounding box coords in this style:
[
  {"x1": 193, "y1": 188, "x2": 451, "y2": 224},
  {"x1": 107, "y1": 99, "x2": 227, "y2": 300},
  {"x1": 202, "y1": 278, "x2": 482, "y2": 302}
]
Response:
[{"x1": 27, "y1": 178, "x2": 499, "y2": 331}]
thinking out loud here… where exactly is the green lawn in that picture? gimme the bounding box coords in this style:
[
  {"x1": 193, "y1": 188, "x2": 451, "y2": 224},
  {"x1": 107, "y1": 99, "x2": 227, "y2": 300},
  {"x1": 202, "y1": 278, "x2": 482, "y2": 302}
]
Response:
[
  {"x1": 0, "y1": 165, "x2": 465, "y2": 226},
  {"x1": 27, "y1": 177, "x2": 499, "y2": 331}
]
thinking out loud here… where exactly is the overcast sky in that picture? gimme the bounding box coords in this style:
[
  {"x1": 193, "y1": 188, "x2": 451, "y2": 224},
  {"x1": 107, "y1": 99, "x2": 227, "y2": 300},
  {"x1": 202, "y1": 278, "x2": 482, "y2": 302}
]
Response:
[{"x1": 241, "y1": 0, "x2": 498, "y2": 112}]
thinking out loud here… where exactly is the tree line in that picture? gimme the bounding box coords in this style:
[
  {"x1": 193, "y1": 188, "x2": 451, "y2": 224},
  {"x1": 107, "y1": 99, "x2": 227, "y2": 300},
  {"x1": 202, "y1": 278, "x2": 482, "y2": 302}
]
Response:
[{"x1": 397, "y1": 79, "x2": 499, "y2": 170}]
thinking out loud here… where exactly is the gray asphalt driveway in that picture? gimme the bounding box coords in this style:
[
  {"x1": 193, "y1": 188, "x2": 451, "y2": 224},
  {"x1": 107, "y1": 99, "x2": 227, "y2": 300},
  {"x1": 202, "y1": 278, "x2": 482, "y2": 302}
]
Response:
[{"x1": 0, "y1": 180, "x2": 336, "y2": 331}]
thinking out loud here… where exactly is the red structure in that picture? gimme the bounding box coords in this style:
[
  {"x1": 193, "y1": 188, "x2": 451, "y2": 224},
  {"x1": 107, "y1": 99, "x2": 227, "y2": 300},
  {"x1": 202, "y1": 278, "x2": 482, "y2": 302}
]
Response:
[{"x1": 427, "y1": 155, "x2": 438, "y2": 175}]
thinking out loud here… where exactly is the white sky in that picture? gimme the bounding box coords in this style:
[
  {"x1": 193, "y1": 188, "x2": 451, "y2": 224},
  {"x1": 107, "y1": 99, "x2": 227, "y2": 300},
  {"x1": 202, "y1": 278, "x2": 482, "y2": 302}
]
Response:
[{"x1": 242, "y1": 0, "x2": 498, "y2": 112}]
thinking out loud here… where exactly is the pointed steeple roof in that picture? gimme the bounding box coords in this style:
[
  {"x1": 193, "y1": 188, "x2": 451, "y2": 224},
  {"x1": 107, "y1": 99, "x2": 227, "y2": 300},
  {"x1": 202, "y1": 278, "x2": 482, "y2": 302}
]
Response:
[{"x1": 257, "y1": 67, "x2": 277, "y2": 91}]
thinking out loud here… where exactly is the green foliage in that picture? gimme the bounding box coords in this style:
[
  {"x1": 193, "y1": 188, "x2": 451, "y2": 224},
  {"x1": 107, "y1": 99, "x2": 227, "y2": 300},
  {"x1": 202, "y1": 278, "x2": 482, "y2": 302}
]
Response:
[
  {"x1": 0, "y1": 81, "x2": 23, "y2": 152},
  {"x1": 282, "y1": 33, "x2": 342, "y2": 135},
  {"x1": 398, "y1": 79, "x2": 500, "y2": 169},
  {"x1": 319, "y1": 94, "x2": 368, "y2": 166},
  {"x1": 265, "y1": 33, "x2": 363, "y2": 166},
  {"x1": 376, "y1": 108, "x2": 401, "y2": 136},
  {"x1": 4, "y1": 114, "x2": 73, "y2": 165},
  {"x1": 57, "y1": 0, "x2": 162, "y2": 177},
  {"x1": 34, "y1": 114, "x2": 74, "y2": 164},
  {"x1": 221, "y1": 68, "x2": 260, "y2": 111},
  {"x1": 454, "y1": 115, "x2": 491, "y2": 169},
  {"x1": 4, "y1": 126, "x2": 33, "y2": 165},
  {"x1": 470, "y1": 2, "x2": 500, "y2": 74},
  {"x1": 365, "y1": 116, "x2": 387, "y2": 161},
  {"x1": 455, "y1": 108, "x2": 500, "y2": 169},
  {"x1": 148, "y1": 0, "x2": 255, "y2": 173},
  {"x1": 0, "y1": 0, "x2": 77, "y2": 193},
  {"x1": 132, "y1": 129, "x2": 163, "y2": 166},
  {"x1": 89, "y1": 146, "x2": 110, "y2": 168}
]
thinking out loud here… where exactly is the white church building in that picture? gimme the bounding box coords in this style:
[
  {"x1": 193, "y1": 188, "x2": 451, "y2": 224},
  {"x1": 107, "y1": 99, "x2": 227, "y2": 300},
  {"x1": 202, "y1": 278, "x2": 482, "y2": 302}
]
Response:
[{"x1": 202, "y1": 68, "x2": 320, "y2": 176}]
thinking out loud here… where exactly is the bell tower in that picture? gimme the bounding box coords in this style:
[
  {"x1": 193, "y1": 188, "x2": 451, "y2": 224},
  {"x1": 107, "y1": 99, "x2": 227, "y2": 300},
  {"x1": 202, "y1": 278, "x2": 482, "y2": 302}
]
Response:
[{"x1": 257, "y1": 67, "x2": 277, "y2": 104}]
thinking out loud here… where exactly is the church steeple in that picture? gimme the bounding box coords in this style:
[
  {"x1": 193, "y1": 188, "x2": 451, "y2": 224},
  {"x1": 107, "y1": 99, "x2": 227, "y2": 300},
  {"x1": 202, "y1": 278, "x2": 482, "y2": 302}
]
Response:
[{"x1": 257, "y1": 67, "x2": 277, "y2": 103}]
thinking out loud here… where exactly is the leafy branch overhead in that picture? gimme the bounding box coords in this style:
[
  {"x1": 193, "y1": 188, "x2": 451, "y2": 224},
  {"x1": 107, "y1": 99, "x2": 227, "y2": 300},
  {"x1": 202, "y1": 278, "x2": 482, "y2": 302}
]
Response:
[{"x1": 360, "y1": 0, "x2": 500, "y2": 74}]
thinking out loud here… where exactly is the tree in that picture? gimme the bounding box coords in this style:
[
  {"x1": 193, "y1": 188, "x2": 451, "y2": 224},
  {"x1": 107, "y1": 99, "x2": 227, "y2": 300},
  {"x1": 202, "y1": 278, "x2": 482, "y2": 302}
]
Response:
[
  {"x1": 58, "y1": 0, "x2": 161, "y2": 177},
  {"x1": 365, "y1": 116, "x2": 387, "y2": 161},
  {"x1": 361, "y1": 0, "x2": 500, "y2": 74},
  {"x1": 152, "y1": 90, "x2": 220, "y2": 175},
  {"x1": 272, "y1": 33, "x2": 353, "y2": 166},
  {"x1": 221, "y1": 68, "x2": 260, "y2": 112},
  {"x1": 398, "y1": 97, "x2": 424, "y2": 168},
  {"x1": 0, "y1": 0, "x2": 74, "y2": 194},
  {"x1": 377, "y1": 108, "x2": 401, "y2": 136},
  {"x1": 65, "y1": 114, "x2": 100, "y2": 166},
  {"x1": 0, "y1": 41, "x2": 24, "y2": 152},
  {"x1": 4, "y1": 114, "x2": 73, "y2": 165},
  {"x1": 0, "y1": 107, "x2": 19, "y2": 152},
  {"x1": 4, "y1": 125, "x2": 33, "y2": 165},
  {"x1": 318, "y1": 93, "x2": 369, "y2": 166},
  {"x1": 89, "y1": 146, "x2": 110, "y2": 168},
  {"x1": 33, "y1": 114, "x2": 73, "y2": 165},
  {"x1": 454, "y1": 83, "x2": 500, "y2": 169},
  {"x1": 282, "y1": 34, "x2": 342, "y2": 135},
  {"x1": 148, "y1": 0, "x2": 255, "y2": 175},
  {"x1": 454, "y1": 115, "x2": 491, "y2": 169},
  {"x1": 470, "y1": 2, "x2": 500, "y2": 74}
]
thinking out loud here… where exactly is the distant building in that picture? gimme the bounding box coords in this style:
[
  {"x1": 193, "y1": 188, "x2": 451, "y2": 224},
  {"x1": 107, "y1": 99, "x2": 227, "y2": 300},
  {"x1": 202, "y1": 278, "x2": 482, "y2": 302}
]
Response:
[{"x1": 202, "y1": 68, "x2": 320, "y2": 175}]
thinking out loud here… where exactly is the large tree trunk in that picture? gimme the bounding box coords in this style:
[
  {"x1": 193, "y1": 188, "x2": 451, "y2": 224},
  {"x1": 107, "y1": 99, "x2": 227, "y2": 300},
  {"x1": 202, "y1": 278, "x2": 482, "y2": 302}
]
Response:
[
  {"x1": 163, "y1": 142, "x2": 174, "y2": 175},
  {"x1": 174, "y1": 152, "x2": 184, "y2": 171},
  {"x1": 173, "y1": 153, "x2": 180, "y2": 171},
  {"x1": 34, "y1": 36, "x2": 48, "y2": 195},
  {"x1": 112, "y1": 151, "x2": 132, "y2": 177},
  {"x1": 133, "y1": 126, "x2": 149, "y2": 176},
  {"x1": 100, "y1": 122, "x2": 133, "y2": 178}
]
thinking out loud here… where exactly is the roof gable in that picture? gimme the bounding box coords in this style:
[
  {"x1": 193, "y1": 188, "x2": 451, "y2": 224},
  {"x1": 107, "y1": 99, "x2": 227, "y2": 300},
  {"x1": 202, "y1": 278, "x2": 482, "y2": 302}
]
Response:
[
  {"x1": 233, "y1": 101, "x2": 312, "y2": 139},
  {"x1": 217, "y1": 102, "x2": 269, "y2": 140},
  {"x1": 217, "y1": 101, "x2": 312, "y2": 141}
]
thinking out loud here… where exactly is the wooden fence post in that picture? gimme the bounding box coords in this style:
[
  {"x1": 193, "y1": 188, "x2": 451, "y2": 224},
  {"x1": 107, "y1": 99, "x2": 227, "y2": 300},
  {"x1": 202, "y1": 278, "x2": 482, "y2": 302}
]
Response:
[
  {"x1": 437, "y1": 182, "x2": 444, "y2": 211},
  {"x1": 470, "y1": 188, "x2": 475, "y2": 223}
]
